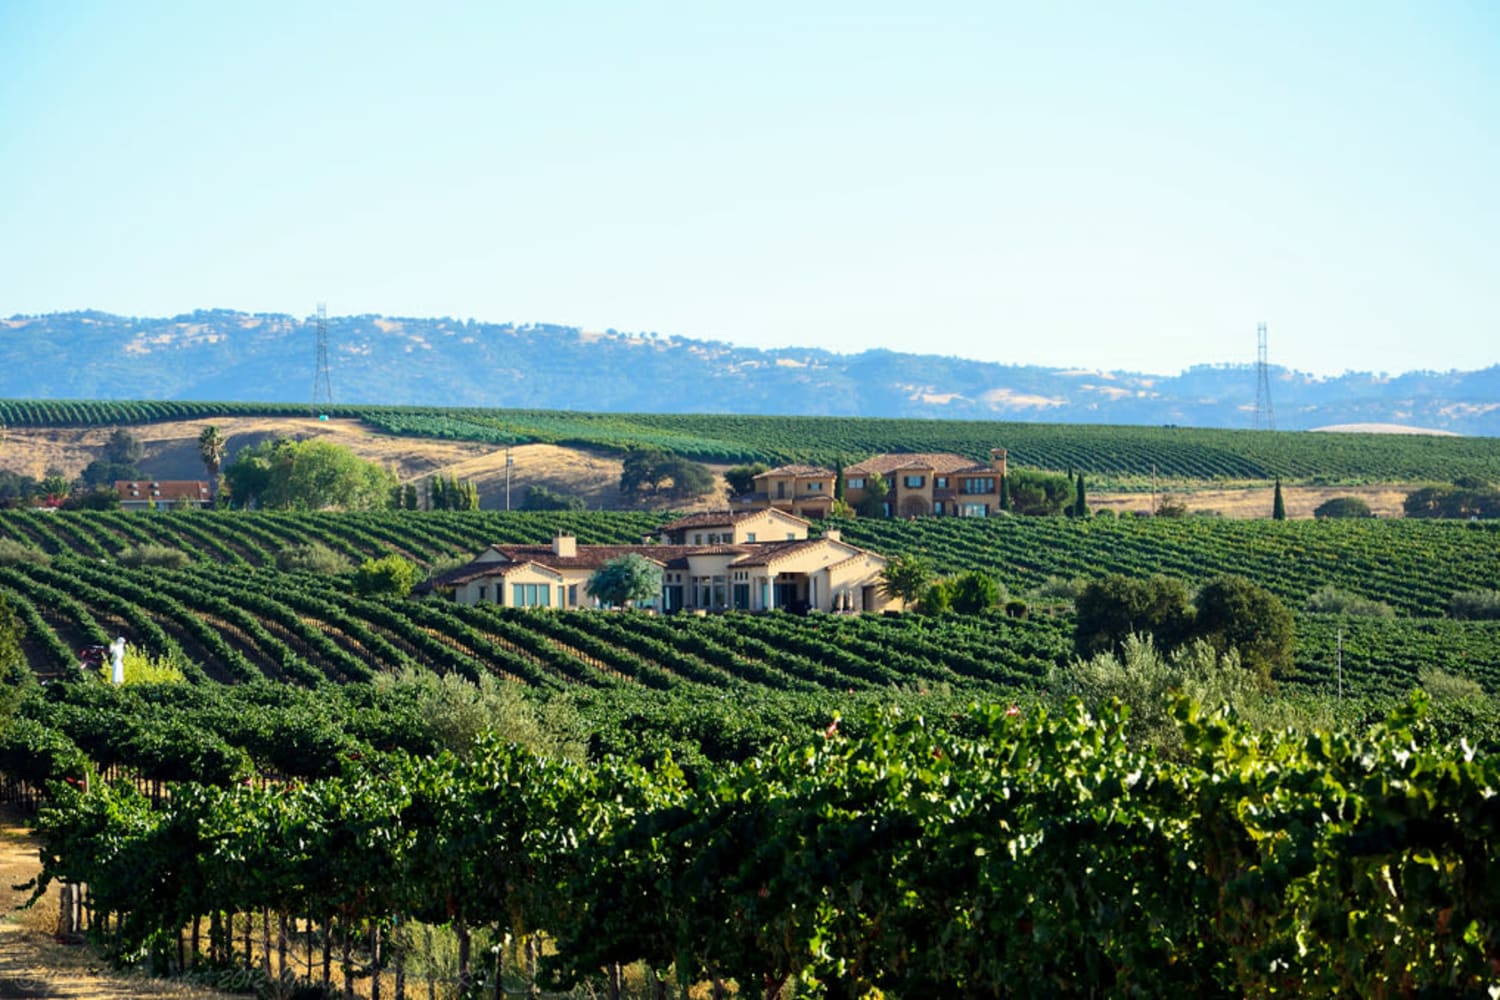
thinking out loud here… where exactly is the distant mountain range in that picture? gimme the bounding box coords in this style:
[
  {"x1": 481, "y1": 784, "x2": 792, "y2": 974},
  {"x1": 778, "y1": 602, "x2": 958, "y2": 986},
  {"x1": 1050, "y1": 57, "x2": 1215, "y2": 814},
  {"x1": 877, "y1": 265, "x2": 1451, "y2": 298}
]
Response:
[{"x1": 5, "y1": 309, "x2": 1498, "y2": 435}]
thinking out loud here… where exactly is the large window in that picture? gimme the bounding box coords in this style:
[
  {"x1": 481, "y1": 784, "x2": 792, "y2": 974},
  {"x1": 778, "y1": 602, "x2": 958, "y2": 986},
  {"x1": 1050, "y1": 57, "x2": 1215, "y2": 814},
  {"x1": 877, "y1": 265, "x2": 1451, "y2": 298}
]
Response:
[
  {"x1": 904, "y1": 475, "x2": 925, "y2": 489},
  {"x1": 934, "y1": 476, "x2": 948, "y2": 489},
  {"x1": 846, "y1": 477, "x2": 865, "y2": 490},
  {"x1": 511, "y1": 583, "x2": 552, "y2": 607},
  {"x1": 960, "y1": 502, "x2": 989, "y2": 518},
  {"x1": 962, "y1": 477, "x2": 996, "y2": 495}
]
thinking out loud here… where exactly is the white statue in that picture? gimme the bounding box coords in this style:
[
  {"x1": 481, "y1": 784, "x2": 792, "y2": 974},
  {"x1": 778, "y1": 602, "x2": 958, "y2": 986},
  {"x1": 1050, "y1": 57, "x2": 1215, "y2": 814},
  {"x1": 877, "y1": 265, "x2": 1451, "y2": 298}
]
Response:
[{"x1": 109, "y1": 637, "x2": 126, "y2": 685}]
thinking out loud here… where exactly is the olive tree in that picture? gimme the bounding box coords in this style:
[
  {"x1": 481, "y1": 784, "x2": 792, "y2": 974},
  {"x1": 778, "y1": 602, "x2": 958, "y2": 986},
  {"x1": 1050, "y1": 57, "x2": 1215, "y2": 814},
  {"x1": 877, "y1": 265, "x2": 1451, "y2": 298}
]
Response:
[{"x1": 586, "y1": 554, "x2": 663, "y2": 609}]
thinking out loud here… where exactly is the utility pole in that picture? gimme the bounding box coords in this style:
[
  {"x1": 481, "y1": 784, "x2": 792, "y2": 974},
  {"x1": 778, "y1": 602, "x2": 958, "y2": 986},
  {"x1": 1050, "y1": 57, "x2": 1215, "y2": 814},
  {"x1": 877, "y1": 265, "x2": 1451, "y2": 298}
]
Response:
[{"x1": 505, "y1": 448, "x2": 513, "y2": 511}]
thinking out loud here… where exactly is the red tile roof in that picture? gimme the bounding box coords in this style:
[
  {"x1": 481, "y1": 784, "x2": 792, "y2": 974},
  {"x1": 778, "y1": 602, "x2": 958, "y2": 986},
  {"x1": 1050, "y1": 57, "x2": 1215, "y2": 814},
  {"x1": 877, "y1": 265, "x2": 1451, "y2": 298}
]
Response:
[
  {"x1": 663, "y1": 508, "x2": 811, "y2": 532},
  {"x1": 114, "y1": 480, "x2": 211, "y2": 502},
  {"x1": 756, "y1": 464, "x2": 836, "y2": 478},
  {"x1": 846, "y1": 453, "x2": 997, "y2": 476}
]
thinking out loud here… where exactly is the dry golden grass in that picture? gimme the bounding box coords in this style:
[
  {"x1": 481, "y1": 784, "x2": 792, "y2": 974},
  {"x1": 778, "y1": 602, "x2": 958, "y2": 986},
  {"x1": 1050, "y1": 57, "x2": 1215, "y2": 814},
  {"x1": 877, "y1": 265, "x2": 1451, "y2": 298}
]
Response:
[
  {"x1": 1089, "y1": 482, "x2": 1411, "y2": 519},
  {"x1": 1, "y1": 417, "x2": 735, "y2": 513}
]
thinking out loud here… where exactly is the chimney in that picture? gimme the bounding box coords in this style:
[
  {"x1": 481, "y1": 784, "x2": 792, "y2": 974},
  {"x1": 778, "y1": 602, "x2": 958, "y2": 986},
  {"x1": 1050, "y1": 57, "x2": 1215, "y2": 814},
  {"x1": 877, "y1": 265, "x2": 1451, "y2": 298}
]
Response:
[
  {"x1": 990, "y1": 448, "x2": 1008, "y2": 478},
  {"x1": 823, "y1": 529, "x2": 841, "y2": 542},
  {"x1": 552, "y1": 534, "x2": 577, "y2": 558}
]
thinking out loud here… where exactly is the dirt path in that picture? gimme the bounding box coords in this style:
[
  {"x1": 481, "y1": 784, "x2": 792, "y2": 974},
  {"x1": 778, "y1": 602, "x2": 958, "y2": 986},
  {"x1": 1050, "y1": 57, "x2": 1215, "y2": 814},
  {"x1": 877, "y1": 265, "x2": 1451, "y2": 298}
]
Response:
[{"x1": 0, "y1": 808, "x2": 228, "y2": 1000}]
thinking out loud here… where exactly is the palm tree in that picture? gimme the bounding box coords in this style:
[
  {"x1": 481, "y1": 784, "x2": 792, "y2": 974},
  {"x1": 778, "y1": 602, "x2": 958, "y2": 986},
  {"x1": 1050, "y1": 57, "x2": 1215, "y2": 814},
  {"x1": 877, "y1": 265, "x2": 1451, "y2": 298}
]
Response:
[{"x1": 198, "y1": 425, "x2": 227, "y2": 507}]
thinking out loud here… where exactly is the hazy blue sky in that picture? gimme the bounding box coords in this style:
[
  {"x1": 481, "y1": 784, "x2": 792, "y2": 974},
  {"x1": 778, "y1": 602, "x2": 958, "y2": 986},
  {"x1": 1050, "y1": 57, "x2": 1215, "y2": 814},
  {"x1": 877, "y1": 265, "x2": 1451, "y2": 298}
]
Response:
[{"x1": 2, "y1": 1, "x2": 1496, "y2": 376}]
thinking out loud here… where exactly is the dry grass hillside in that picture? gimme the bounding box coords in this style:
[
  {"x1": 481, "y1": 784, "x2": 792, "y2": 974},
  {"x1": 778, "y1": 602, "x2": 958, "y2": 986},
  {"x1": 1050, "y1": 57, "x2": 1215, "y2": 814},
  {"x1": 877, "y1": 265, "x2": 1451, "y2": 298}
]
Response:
[
  {"x1": 0, "y1": 417, "x2": 737, "y2": 512},
  {"x1": 0, "y1": 417, "x2": 1412, "y2": 518}
]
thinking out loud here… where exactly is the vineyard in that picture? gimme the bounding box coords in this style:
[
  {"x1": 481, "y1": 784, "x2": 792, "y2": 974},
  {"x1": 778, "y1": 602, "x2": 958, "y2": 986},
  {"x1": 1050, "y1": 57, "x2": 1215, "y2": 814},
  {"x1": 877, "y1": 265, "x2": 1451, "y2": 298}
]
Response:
[
  {"x1": 0, "y1": 510, "x2": 1496, "y2": 701},
  {"x1": 5, "y1": 397, "x2": 1500, "y2": 481},
  {"x1": 5, "y1": 507, "x2": 1500, "y2": 996},
  {"x1": 18, "y1": 695, "x2": 1500, "y2": 997}
]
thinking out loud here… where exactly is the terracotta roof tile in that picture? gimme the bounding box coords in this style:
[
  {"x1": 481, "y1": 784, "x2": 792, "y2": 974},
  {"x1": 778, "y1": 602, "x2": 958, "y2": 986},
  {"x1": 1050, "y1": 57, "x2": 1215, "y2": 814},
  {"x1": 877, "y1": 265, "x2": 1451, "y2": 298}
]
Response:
[
  {"x1": 756, "y1": 464, "x2": 836, "y2": 478},
  {"x1": 114, "y1": 480, "x2": 211, "y2": 501},
  {"x1": 845, "y1": 453, "x2": 996, "y2": 476}
]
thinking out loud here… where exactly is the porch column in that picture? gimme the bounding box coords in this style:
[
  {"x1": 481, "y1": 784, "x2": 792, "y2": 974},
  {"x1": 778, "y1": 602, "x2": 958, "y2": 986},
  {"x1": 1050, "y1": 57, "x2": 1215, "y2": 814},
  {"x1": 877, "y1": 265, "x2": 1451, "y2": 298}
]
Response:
[{"x1": 767, "y1": 572, "x2": 777, "y2": 610}]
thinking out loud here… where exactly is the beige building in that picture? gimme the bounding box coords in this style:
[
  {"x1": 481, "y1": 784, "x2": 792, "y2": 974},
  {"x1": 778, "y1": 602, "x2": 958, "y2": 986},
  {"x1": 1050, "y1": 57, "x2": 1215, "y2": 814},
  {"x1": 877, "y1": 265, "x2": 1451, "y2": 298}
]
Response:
[
  {"x1": 731, "y1": 465, "x2": 838, "y2": 519},
  {"x1": 436, "y1": 508, "x2": 898, "y2": 613},
  {"x1": 844, "y1": 449, "x2": 1009, "y2": 518}
]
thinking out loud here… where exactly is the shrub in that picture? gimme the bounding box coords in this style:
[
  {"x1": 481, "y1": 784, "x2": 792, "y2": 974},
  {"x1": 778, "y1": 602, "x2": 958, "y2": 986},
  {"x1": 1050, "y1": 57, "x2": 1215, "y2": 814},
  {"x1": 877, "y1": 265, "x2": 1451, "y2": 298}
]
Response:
[
  {"x1": 353, "y1": 555, "x2": 419, "y2": 599},
  {"x1": 1314, "y1": 496, "x2": 1374, "y2": 519},
  {"x1": 97, "y1": 643, "x2": 188, "y2": 685},
  {"x1": 0, "y1": 538, "x2": 49, "y2": 566},
  {"x1": 277, "y1": 542, "x2": 354, "y2": 574},
  {"x1": 1304, "y1": 585, "x2": 1394, "y2": 618},
  {"x1": 1155, "y1": 497, "x2": 1189, "y2": 518},
  {"x1": 1029, "y1": 575, "x2": 1087, "y2": 605},
  {"x1": 1050, "y1": 635, "x2": 1261, "y2": 754},
  {"x1": 948, "y1": 571, "x2": 1003, "y2": 614},
  {"x1": 1449, "y1": 589, "x2": 1500, "y2": 620},
  {"x1": 521, "y1": 485, "x2": 587, "y2": 512},
  {"x1": 1419, "y1": 666, "x2": 1485, "y2": 702},
  {"x1": 116, "y1": 544, "x2": 190, "y2": 569},
  {"x1": 920, "y1": 579, "x2": 953, "y2": 615}
]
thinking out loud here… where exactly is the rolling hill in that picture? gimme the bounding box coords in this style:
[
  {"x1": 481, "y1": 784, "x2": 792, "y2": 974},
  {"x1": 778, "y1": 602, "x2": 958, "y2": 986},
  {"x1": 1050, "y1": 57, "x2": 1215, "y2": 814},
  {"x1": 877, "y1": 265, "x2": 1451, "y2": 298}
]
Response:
[{"x1": 6, "y1": 309, "x2": 1499, "y2": 433}]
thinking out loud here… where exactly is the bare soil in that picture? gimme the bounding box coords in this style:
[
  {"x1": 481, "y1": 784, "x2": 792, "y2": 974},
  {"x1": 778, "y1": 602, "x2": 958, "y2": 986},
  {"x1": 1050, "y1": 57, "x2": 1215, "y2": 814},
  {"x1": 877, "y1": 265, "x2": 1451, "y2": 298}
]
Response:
[{"x1": 0, "y1": 807, "x2": 230, "y2": 1000}]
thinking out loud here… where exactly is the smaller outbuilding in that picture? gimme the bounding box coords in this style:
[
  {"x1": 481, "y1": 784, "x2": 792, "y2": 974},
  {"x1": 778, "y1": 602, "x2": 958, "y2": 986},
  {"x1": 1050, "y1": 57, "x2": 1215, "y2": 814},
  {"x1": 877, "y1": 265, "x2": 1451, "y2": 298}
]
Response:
[{"x1": 113, "y1": 480, "x2": 212, "y2": 511}]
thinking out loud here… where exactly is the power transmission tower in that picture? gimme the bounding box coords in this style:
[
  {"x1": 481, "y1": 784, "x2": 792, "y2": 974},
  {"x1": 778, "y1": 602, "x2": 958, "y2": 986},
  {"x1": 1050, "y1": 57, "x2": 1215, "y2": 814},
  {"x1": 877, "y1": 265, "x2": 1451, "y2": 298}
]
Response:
[
  {"x1": 312, "y1": 303, "x2": 333, "y2": 415},
  {"x1": 1254, "y1": 322, "x2": 1275, "y2": 431}
]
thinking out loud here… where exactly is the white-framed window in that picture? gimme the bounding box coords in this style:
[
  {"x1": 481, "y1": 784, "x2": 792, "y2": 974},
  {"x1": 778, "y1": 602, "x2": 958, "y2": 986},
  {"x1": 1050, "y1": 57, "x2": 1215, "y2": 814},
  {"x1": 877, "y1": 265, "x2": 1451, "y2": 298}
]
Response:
[
  {"x1": 961, "y1": 503, "x2": 989, "y2": 518},
  {"x1": 904, "y1": 475, "x2": 925, "y2": 489},
  {"x1": 846, "y1": 477, "x2": 865, "y2": 490},
  {"x1": 962, "y1": 477, "x2": 996, "y2": 495},
  {"x1": 512, "y1": 583, "x2": 552, "y2": 607}
]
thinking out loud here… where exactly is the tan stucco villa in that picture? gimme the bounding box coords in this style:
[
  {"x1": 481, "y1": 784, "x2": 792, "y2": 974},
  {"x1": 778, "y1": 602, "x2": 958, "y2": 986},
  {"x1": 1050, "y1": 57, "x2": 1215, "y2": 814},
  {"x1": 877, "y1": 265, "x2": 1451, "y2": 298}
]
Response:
[
  {"x1": 845, "y1": 449, "x2": 1010, "y2": 518},
  {"x1": 731, "y1": 449, "x2": 1012, "y2": 520},
  {"x1": 435, "y1": 508, "x2": 898, "y2": 614}
]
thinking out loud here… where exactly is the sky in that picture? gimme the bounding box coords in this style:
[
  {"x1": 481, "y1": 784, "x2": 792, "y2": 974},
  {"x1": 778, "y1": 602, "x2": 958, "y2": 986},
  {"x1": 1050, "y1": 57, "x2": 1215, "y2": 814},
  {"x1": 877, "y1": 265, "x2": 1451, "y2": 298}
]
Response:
[{"x1": 1, "y1": 2, "x2": 1497, "y2": 377}]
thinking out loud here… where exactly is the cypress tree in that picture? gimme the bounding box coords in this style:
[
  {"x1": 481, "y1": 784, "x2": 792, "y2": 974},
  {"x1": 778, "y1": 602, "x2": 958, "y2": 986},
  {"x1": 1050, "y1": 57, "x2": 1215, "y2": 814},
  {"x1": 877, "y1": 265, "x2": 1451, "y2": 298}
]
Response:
[
  {"x1": 999, "y1": 474, "x2": 1011, "y2": 512},
  {"x1": 833, "y1": 460, "x2": 845, "y2": 502},
  {"x1": 1073, "y1": 473, "x2": 1088, "y2": 518},
  {"x1": 1272, "y1": 478, "x2": 1286, "y2": 521}
]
